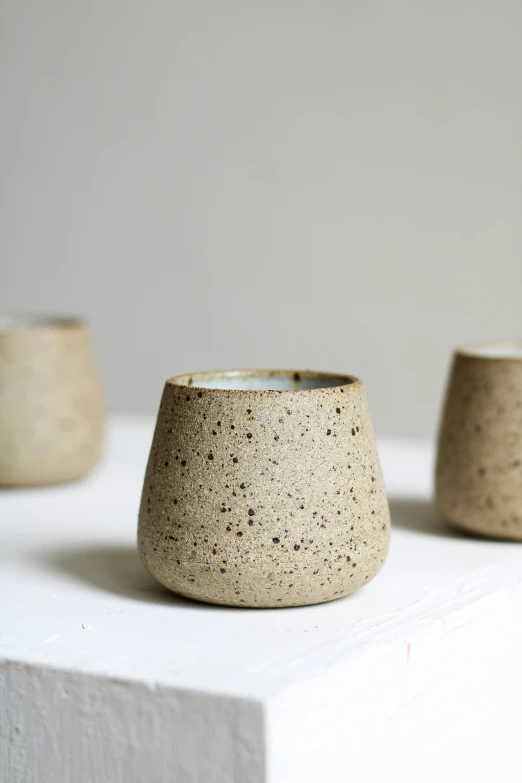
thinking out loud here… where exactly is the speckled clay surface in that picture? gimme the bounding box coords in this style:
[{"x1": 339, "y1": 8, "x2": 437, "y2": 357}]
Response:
[
  {"x1": 138, "y1": 370, "x2": 390, "y2": 608},
  {"x1": 0, "y1": 316, "x2": 105, "y2": 486},
  {"x1": 436, "y1": 342, "x2": 522, "y2": 539}
]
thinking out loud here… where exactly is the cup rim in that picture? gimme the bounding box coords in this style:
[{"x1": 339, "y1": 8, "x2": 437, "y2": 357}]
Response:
[
  {"x1": 166, "y1": 369, "x2": 361, "y2": 393},
  {"x1": 0, "y1": 314, "x2": 85, "y2": 334},
  {"x1": 456, "y1": 340, "x2": 522, "y2": 361}
]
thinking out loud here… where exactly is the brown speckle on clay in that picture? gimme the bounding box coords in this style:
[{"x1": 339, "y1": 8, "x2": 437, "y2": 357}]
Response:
[{"x1": 138, "y1": 369, "x2": 390, "y2": 608}]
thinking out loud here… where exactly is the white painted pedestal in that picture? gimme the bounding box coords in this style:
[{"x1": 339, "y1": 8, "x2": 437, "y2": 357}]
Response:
[{"x1": 2, "y1": 418, "x2": 522, "y2": 783}]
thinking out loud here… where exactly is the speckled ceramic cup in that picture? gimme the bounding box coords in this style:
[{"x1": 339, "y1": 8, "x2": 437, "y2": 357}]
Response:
[
  {"x1": 138, "y1": 370, "x2": 390, "y2": 607},
  {"x1": 436, "y1": 341, "x2": 522, "y2": 539},
  {"x1": 0, "y1": 315, "x2": 105, "y2": 486}
]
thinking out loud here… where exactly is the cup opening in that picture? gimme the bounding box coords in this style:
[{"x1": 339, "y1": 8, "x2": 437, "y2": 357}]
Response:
[
  {"x1": 170, "y1": 370, "x2": 357, "y2": 392},
  {"x1": 0, "y1": 314, "x2": 84, "y2": 333},
  {"x1": 458, "y1": 341, "x2": 522, "y2": 360}
]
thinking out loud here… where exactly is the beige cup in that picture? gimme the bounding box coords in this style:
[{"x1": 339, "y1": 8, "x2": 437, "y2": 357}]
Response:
[
  {"x1": 0, "y1": 315, "x2": 105, "y2": 486},
  {"x1": 436, "y1": 341, "x2": 522, "y2": 539},
  {"x1": 138, "y1": 369, "x2": 390, "y2": 608}
]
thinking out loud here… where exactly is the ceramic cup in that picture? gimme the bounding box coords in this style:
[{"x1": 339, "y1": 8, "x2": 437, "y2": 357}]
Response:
[
  {"x1": 436, "y1": 341, "x2": 522, "y2": 539},
  {"x1": 0, "y1": 315, "x2": 105, "y2": 486},
  {"x1": 138, "y1": 370, "x2": 390, "y2": 607}
]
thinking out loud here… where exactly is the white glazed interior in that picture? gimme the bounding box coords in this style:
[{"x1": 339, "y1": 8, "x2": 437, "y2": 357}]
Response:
[
  {"x1": 172, "y1": 371, "x2": 355, "y2": 391},
  {"x1": 0, "y1": 314, "x2": 82, "y2": 332},
  {"x1": 459, "y1": 341, "x2": 522, "y2": 359}
]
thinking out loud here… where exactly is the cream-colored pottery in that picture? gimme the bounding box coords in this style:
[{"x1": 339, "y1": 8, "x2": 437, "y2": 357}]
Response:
[
  {"x1": 0, "y1": 315, "x2": 105, "y2": 486},
  {"x1": 138, "y1": 369, "x2": 390, "y2": 607},
  {"x1": 436, "y1": 341, "x2": 522, "y2": 539}
]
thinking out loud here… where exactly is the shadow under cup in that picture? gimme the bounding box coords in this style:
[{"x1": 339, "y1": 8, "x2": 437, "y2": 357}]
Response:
[
  {"x1": 0, "y1": 314, "x2": 105, "y2": 486},
  {"x1": 138, "y1": 369, "x2": 390, "y2": 608}
]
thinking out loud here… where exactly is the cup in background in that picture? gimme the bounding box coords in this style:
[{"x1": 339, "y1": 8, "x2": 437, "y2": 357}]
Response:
[
  {"x1": 0, "y1": 314, "x2": 105, "y2": 486},
  {"x1": 436, "y1": 341, "x2": 522, "y2": 539}
]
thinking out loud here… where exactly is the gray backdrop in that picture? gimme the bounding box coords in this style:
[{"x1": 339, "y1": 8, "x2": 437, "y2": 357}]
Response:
[{"x1": 1, "y1": 2, "x2": 521, "y2": 438}]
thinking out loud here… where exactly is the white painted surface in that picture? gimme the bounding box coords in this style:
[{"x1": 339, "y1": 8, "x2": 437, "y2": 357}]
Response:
[{"x1": 2, "y1": 417, "x2": 522, "y2": 782}]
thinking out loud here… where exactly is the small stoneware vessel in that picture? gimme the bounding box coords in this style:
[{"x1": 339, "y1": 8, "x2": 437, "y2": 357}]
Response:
[
  {"x1": 436, "y1": 341, "x2": 522, "y2": 539},
  {"x1": 138, "y1": 370, "x2": 390, "y2": 607},
  {"x1": 0, "y1": 315, "x2": 105, "y2": 486}
]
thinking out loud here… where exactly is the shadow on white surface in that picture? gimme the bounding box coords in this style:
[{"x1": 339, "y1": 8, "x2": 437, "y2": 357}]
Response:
[
  {"x1": 389, "y1": 498, "x2": 466, "y2": 538},
  {"x1": 390, "y1": 498, "x2": 522, "y2": 549},
  {"x1": 43, "y1": 544, "x2": 269, "y2": 611},
  {"x1": 45, "y1": 544, "x2": 196, "y2": 607}
]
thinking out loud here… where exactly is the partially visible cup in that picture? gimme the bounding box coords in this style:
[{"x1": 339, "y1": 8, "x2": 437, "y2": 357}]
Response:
[
  {"x1": 0, "y1": 314, "x2": 105, "y2": 486},
  {"x1": 436, "y1": 341, "x2": 522, "y2": 539}
]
